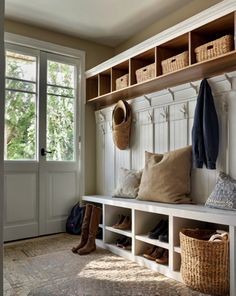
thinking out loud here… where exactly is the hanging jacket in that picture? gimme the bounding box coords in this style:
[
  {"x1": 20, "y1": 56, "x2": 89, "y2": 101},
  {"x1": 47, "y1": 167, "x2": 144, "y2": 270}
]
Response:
[{"x1": 192, "y1": 79, "x2": 219, "y2": 170}]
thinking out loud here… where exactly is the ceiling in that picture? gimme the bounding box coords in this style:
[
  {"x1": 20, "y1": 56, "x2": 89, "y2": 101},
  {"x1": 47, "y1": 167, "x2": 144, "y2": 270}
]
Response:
[{"x1": 6, "y1": 0, "x2": 193, "y2": 47}]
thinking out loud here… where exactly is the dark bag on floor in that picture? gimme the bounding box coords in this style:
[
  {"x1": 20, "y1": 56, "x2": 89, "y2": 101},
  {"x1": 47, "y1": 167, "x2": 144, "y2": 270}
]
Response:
[{"x1": 66, "y1": 203, "x2": 85, "y2": 234}]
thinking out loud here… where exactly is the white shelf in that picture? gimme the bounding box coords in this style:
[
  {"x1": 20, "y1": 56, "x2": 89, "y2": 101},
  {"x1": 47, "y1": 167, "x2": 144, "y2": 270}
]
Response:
[
  {"x1": 135, "y1": 234, "x2": 169, "y2": 249},
  {"x1": 105, "y1": 244, "x2": 133, "y2": 260},
  {"x1": 105, "y1": 226, "x2": 132, "y2": 237},
  {"x1": 135, "y1": 255, "x2": 170, "y2": 276},
  {"x1": 98, "y1": 224, "x2": 103, "y2": 228}
]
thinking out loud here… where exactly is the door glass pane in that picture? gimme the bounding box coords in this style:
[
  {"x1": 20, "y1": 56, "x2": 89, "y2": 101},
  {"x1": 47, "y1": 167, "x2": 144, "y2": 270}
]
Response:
[
  {"x1": 5, "y1": 51, "x2": 37, "y2": 160},
  {"x1": 46, "y1": 60, "x2": 75, "y2": 161}
]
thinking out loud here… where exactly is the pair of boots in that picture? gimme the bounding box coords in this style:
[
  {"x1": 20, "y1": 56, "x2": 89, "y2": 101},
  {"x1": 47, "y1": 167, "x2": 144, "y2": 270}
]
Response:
[{"x1": 72, "y1": 204, "x2": 101, "y2": 255}]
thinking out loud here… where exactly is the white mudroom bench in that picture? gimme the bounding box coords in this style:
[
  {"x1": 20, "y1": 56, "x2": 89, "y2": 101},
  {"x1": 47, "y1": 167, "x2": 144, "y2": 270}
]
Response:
[{"x1": 82, "y1": 195, "x2": 236, "y2": 296}]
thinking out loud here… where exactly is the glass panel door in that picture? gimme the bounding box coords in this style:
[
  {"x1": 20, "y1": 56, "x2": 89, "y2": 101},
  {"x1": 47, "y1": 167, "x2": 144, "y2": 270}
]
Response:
[
  {"x1": 5, "y1": 50, "x2": 37, "y2": 160},
  {"x1": 46, "y1": 59, "x2": 76, "y2": 161}
]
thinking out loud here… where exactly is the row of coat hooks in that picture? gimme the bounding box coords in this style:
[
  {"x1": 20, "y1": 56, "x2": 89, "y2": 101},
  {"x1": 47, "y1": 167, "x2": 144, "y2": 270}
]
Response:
[{"x1": 143, "y1": 73, "x2": 233, "y2": 106}]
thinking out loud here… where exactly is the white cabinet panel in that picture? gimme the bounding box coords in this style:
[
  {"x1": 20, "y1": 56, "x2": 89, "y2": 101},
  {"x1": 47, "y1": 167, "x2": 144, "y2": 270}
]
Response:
[
  {"x1": 47, "y1": 172, "x2": 76, "y2": 218},
  {"x1": 5, "y1": 173, "x2": 37, "y2": 223},
  {"x1": 96, "y1": 123, "x2": 105, "y2": 195},
  {"x1": 154, "y1": 107, "x2": 168, "y2": 153},
  {"x1": 131, "y1": 111, "x2": 153, "y2": 170},
  {"x1": 169, "y1": 103, "x2": 188, "y2": 150},
  {"x1": 104, "y1": 121, "x2": 115, "y2": 195}
]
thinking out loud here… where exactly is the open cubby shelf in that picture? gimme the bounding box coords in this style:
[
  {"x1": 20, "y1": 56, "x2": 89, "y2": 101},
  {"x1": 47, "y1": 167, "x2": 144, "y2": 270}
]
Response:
[{"x1": 86, "y1": 12, "x2": 236, "y2": 108}]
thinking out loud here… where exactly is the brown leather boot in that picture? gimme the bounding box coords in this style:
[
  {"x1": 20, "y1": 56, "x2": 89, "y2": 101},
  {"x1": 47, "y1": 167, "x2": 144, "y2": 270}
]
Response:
[
  {"x1": 72, "y1": 204, "x2": 93, "y2": 253},
  {"x1": 78, "y1": 206, "x2": 101, "y2": 255}
]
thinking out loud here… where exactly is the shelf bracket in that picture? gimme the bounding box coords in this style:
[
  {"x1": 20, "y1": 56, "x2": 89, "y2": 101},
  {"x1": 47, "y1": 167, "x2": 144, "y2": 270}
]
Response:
[
  {"x1": 167, "y1": 88, "x2": 174, "y2": 100},
  {"x1": 189, "y1": 82, "x2": 198, "y2": 95},
  {"x1": 143, "y1": 95, "x2": 152, "y2": 107},
  {"x1": 224, "y1": 73, "x2": 232, "y2": 89}
]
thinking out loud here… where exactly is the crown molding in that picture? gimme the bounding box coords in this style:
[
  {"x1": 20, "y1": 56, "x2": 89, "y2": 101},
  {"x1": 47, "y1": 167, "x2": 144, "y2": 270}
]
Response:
[{"x1": 86, "y1": 0, "x2": 236, "y2": 78}]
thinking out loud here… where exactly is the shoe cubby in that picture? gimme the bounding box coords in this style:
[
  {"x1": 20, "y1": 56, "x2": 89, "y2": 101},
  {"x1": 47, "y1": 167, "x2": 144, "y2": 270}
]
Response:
[
  {"x1": 104, "y1": 205, "x2": 132, "y2": 237},
  {"x1": 111, "y1": 60, "x2": 130, "y2": 91},
  {"x1": 190, "y1": 12, "x2": 235, "y2": 64},
  {"x1": 104, "y1": 230, "x2": 132, "y2": 255},
  {"x1": 130, "y1": 48, "x2": 156, "y2": 85},
  {"x1": 134, "y1": 210, "x2": 169, "y2": 249},
  {"x1": 99, "y1": 69, "x2": 111, "y2": 96},
  {"x1": 172, "y1": 216, "x2": 229, "y2": 250}
]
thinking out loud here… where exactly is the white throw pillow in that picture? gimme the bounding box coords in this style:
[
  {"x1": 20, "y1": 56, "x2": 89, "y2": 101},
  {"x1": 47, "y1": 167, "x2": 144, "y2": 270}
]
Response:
[{"x1": 113, "y1": 168, "x2": 142, "y2": 198}]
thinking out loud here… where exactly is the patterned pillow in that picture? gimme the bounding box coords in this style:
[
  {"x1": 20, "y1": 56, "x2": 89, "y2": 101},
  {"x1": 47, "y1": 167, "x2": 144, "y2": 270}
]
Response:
[
  {"x1": 113, "y1": 168, "x2": 142, "y2": 198},
  {"x1": 205, "y1": 172, "x2": 236, "y2": 210}
]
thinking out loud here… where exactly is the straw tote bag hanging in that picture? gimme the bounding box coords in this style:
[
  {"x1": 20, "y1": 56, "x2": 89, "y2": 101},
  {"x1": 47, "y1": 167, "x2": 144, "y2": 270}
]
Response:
[{"x1": 112, "y1": 100, "x2": 132, "y2": 150}]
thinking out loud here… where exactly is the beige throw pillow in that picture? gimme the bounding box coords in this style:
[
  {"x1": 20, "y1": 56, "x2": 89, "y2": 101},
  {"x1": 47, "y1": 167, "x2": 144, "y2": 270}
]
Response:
[
  {"x1": 137, "y1": 146, "x2": 192, "y2": 203},
  {"x1": 113, "y1": 168, "x2": 142, "y2": 198}
]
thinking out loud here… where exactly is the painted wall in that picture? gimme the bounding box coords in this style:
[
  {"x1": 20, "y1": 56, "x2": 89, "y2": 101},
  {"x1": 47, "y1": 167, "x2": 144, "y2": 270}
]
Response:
[
  {"x1": 0, "y1": 1, "x2": 5, "y2": 294},
  {"x1": 5, "y1": 19, "x2": 115, "y2": 70},
  {"x1": 94, "y1": 73, "x2": 234, "y2": 204},
  {"x1": 115, "y1": 0, "x2": 222, "y2": 54}
]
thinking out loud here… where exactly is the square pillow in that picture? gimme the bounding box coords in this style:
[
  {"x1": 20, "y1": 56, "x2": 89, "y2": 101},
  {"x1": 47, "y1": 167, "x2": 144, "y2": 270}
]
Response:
[
  {"x1": 113, "y1": 167, "x2": 142, "y2": 198},
  {"x1": 205, "y1": 172, "x2": 236, "y2": 210},
  {"x1": 137, "y1": 146, "x2": 192, "y2": 203}
]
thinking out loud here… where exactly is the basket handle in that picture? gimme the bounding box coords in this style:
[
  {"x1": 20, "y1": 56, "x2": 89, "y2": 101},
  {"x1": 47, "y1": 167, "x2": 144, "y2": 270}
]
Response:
[
  {"x1": 171, "y1": 58, "x2": 176, "y2": 63},
  {"x1": 207, "y1": 45, "x2": 214, "y2": 50},
  {"x1": 143, "y1": 68, "x2": 147, "y2": 72}
]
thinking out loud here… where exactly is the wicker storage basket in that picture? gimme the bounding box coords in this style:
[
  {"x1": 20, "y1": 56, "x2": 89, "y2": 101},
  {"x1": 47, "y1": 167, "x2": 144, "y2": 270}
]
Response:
[
  {"x1": 116, "y1": 74, "x2": 129, "y2": 90},
  {"x1": 195, "y1": 35, "x2": 234, "y2": 63},
  {"x1": 180, "y1": 229, "x2": 229, "y2": 296},
  {"x1": 161, "y1": 51, "x2": 189, "y2": 74},
  {"x1": 136, "y1": 63, "x2": 155, "y2": 83}
]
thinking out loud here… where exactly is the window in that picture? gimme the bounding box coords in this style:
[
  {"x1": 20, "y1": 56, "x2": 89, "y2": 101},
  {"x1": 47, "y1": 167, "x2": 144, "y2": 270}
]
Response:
[{"x1": 5, "y1": 50, "x2": 37, "y2": 160}]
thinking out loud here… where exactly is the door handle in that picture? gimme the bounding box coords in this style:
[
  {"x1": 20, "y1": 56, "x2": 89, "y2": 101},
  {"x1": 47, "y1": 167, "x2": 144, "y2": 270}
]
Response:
[{"x1": 41, "y1": 148, "x2": 53, "y2": 156}]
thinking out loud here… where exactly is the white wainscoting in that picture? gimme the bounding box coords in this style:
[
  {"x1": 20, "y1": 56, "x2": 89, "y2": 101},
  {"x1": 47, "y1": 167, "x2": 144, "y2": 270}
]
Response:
[{"x1": 95, "y1": 71, "x2": 236, "y2": 204}]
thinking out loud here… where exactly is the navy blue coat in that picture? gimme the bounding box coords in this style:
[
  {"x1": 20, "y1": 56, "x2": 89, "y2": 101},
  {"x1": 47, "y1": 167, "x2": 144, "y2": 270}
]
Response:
[{"x1": 192, "y1": 79, "x2": 219, "y2": 170}]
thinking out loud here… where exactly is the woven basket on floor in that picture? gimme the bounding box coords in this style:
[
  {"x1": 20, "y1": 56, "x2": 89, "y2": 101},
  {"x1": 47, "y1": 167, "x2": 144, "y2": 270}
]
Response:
[
  {"x1": 195, "y1": 35, "x2": 234, "y2": 63},
  {"x1": 136, "y1": 63, "x2": 155, "y2": 83},
  {"x1": 180, "y1": 229, "x2": 229, "y2": 296},
  {"x1": 116, "y1": 74, "x2": 129, "y2": 90},
  {"x1": 161, "y1": 51, "x2": 189, "y2": 74}
]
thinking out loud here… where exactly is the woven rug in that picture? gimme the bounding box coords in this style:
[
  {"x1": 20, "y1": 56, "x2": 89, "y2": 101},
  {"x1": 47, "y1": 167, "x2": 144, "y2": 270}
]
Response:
[{"x1": 4, "y1": 233, "x2": 209, "y2": 296}]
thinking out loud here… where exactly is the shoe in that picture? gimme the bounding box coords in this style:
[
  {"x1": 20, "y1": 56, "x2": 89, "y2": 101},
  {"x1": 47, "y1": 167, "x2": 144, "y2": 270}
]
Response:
[
  {"x1": 78, "y1": 206, "x2": 101, "y2": 255},
  {"x1": 144, "y1": 246, "x2": 164, "y2": 261},
  {"x1": 158, "y1": 226, "x2": 169, "y2": 243},
  {"x1": 149, "y1": 220, "x2": 165, "y2": 235},
  {"x1": 112, "y1": 214, "x2": 125, "y2": 228},
  {"x1": 122, "y1": 238, "x2": 132, "y2": 250},
  {"x1": 149, "y1": 220, "x2": 168, "y2": 239},
  {"x1": 143, "y1": 245, "x2": 156, "y2": 259},
  {"x1": 115, "y1": 216, "x2": 131, "y2": 230},
  {"x1": 156, "y1": 249, "x2": 168, "y2": 265},
  {"x1": 116, "y1": 236, "x2": 127, "y2": 248},
  {"x1": 96, "y1": 228, "x2": 103, "y2": 240},
  {"x1": 72, "y1": 204, "x2": 93, "y2": 253}
]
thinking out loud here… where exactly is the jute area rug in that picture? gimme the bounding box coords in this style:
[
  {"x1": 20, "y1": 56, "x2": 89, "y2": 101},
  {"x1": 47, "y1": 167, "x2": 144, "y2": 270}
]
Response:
[{"x1": 4, "y1": 233, "x2": 209, "y2": 296}]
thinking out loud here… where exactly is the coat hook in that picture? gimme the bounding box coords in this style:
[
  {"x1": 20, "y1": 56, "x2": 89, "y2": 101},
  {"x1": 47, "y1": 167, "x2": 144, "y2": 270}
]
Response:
[
  {"x1": 160, "y1": 106, "x2": 168, "y2": 121},
  {"x1": 99, "y1": 110, "x2": 106, "y2": 121},
  {"x1": 99, "y1": 124, "x2": 105, "y2": 135},
  {"x1": 144, "y1": 95, "x2": 152, "y2": 107},
  {"x1": 167, "y1": 88, "x2": 174, "y2": 100},
  {"x1": 224, "y1": 73, "x2": 232, "y2": 89},
  {"x1": 189, "y1": 82, "x2": 198, "y2": 95},
  {"x1": 179, "y1": 104, "x2": 188, "y2": 116},
  {"x1": 147, "y1": 110, "x2": 153, "y2": 123}
]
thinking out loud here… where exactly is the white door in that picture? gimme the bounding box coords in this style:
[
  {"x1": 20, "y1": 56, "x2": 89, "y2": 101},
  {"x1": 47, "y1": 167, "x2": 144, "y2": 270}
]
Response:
[
  {"x1": 4, "y1": 45, "x2": 80, "y2": 241},
  {"x1": 38, "y1": 52, "x2": 79, "y2": 235}
]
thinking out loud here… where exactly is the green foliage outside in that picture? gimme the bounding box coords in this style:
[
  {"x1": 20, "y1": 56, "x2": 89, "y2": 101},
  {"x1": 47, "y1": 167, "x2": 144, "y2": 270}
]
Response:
[{"x1": 5, "y1": 53, "x2": 75, "y2": 161}]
